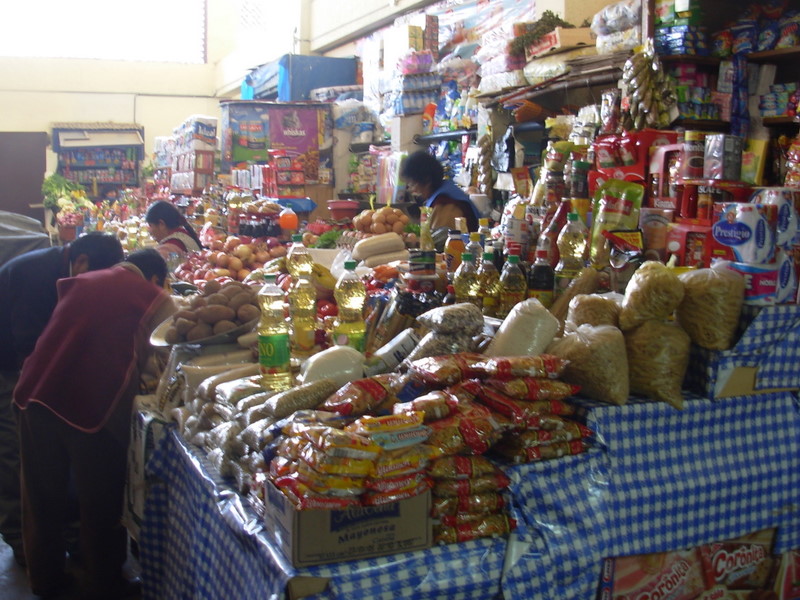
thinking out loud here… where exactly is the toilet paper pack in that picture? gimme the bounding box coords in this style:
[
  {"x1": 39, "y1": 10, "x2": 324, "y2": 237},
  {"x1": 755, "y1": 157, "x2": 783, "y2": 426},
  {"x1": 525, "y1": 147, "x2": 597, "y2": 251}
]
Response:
[
  {"x1": 750, "y1": 187, "x2": 799, "y2": 248},
  {"x1": 720, "y1": 249, "x2": 797, "y2": 305},
  {"x1": 710, "y1": 202, "x2": 777, "y2": 264}
]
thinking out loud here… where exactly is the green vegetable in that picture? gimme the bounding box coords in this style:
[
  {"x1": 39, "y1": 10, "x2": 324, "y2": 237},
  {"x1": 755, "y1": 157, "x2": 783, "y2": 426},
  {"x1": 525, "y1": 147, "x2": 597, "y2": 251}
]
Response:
[
  {"x1": 41, "y1": 174, "x2": 86, "y2": 210},
  {"x1": 313, "y1": 229, "x2": 342, "y2": 249},
  {"x1": 508, "y1": 11, "x2": 576, "y2": 57},
  {"x1": 404, "y1": 222, "x2": 421, "y2": 235}
]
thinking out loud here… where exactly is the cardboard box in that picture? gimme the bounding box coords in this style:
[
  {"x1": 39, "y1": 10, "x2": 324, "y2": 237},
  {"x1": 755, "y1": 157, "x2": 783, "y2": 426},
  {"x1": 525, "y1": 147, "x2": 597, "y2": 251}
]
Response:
[
  {"x1": 265, "y1": 482, "x2": 431, "y2": 568},
  {"x1": 666, "y1": 221, "x2": 712, "y2": 267},
  {"x1": 525, "y1": 27, "x2": 595, "y2": 60}
]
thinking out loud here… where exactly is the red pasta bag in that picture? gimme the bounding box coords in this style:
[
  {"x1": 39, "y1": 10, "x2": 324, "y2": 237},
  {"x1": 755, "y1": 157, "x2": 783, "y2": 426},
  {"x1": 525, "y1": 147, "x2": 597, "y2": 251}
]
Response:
[
  {"x1": 473, "y1": 354, "x2": 568, "y2": 380},
  {"x1": 320, "y1": 374, "x2": 401, "y2": 417},
  {"x1": 428, "y1": 455, "x2": 499, "y2": 480},
  {"x1": 361, "y1": 478, "x2": 432, "y2": 506},
  {"x1": 393, "y1": 391, "x2": 459, "y2": 422},
  {"x1": 484, "y1": 377, "x2": 580, "y2": 402},
  {"x1": 365, "y1": 471, "x2": 430, "y2": 494},
  {"x1": 371, "y1": 444, "x2": 436, "y2": 479},
  {"x1": 407, "y1": 353, "x2": 485, "y2": 387},
  {"x1": 474, "y1": 386, "x2": 577, "y2": 429},
  {"x1": 426, "y1": 402, "x2": 509, "y2": 456},
  {"x1": 273, "y1": 478, "x2": 361, "y2": 510},
  {"x1": 431, "y1": 492, "x2": 505, "y2": 517},
  {"x1": 434, "y1": 514, "x2": 516, "y2": 544},
  {"x1": 439, "y1": 512, "x2": 502, "y2": 527},
  {"x1": 431, "y1": 472, "x2": 511, "y2": 497},
  {"x1": 493, "y1": 439, "x2": 587, "y2": 464},
  {"x1": 511, "y1": 423, "x2": 593, "y2": 448}
]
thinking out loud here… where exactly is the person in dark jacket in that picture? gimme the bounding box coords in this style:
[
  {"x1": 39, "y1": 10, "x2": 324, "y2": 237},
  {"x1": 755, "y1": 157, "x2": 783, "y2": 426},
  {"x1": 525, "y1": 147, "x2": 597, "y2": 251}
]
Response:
[{"x1": 0, "y1": 232, "x2": 123, "y2": 568}]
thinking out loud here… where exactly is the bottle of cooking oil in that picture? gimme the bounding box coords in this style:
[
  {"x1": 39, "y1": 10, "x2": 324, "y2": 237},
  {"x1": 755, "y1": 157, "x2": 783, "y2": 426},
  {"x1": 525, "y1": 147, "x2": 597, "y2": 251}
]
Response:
[
  {"x1": 554, "y1": 212, "x2": 589, "y2": 298},
  {"x1": 333, "y1": 260, "x2": 367, "y2": 351},
  {"x1": 286, "y1": 233, "x2": 314, "y2": 278},
  {"x1": 453, "y1": 252, "x2": 481, "y2": 308},
  {"x1": 288, "y1": 275, "x2": 317, "y2": 358},
  {"x1": 477, "y1": 251, "x2": 501, "y2": 317},
  {"x1": 465, "y1": 232, "x2": 483, "y2": 266},
  {"x1": 498, "y1": 254, "x2": 527, "y2": 318},
  {"x1": 257, "y1": 274, "x2": 292, "y2": 391}
]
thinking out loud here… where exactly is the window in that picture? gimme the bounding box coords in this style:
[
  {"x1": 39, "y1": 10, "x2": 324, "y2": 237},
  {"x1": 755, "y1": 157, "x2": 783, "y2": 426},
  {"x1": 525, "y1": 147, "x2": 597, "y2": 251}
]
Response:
[{"x1": 0, "y1": 0, "x2": 206, "y2": 64}]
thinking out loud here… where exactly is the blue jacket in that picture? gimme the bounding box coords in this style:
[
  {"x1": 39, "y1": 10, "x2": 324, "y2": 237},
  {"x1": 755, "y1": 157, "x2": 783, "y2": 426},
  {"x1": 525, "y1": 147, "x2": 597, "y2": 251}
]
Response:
[{"x1": 424, "y1": 180, "x2": 480, "y2": 230}]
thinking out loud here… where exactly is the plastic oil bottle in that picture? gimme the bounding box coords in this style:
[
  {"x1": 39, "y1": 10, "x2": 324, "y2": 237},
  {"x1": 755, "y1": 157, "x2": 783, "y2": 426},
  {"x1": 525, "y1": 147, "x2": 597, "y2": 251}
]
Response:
[
  {"x1": 465, "y1": 232, "x2": 483, "y2": 266},
  {"x1": 286, "y1": 233, "x2": 314, "y2": 278},
  {"x1": 477, "y1": 217, "x2": 491, "y2": 244},
  {"x1": 477, "y1": 251, "x2": 501, "y2": 317},
  {"x1": 498, "y1": 254, "x2": 527, "y2": 318},
  {"x1": 257, "y1": 274, "x2": 292, "y2": 391},
  {"x1": 333, "y1": 260, "x2": 367, "y2": 351},
  {"x1": 453, "y1": 252, "x2": 481, "y2": 308},
  {"x1": 286, "y1": 234, "x2": 317, "y2": 357},
  {"x1": 554, "y1": 212, "x2": 589, "y2": 298}
]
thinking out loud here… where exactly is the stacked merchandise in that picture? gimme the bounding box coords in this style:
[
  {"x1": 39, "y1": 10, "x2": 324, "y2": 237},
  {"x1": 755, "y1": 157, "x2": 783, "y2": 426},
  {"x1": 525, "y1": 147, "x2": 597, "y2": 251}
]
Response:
[
  {"x1": 262, "y1": 151, "x2": 305, "y2": 198},
  {"x1": 385, "y1": 70, "x2": 442, "y2": 117},
  {"x1": 654, "y1": 25, "x2": 709, "y2": 56},
  {"x1": 668, "y1": 62, "x2": 722, "y2": 121},
  {"x1": 591, "y1": 0, "x2": 643, "y2": 55},
  {"x1": 709, "y1": 2, "x2": 800, "y2": 58},
  {"x1": 475, "y1": 22, "x2": 530, "y2": 96},
  {"x1": 169, "y1": 115, "x2": 218, "y2": 195},
  {"x1": 759, "y1": 83, "x2": 800, "y2": 119}
]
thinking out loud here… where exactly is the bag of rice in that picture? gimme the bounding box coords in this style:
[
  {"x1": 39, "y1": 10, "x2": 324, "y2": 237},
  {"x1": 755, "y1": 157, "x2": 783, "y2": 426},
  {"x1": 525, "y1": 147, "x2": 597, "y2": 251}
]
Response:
[
  {"x1": 675, "y1": 267, "x2": 745, "y2": 350},
  {"x1": 547, "y1": 324, "x2": 629, "y2": 405},
  {"x1": 486, "y1": 298, "x2": 559, "y2": 357},
  {"x1": 624, "y1": 320, "x2": 690, "y2": 410},
  {"x1": 565, "y1": 293, "x2": 622, "y2": 332},
  {"x1": 619, "y1": 261, "x2": 685, "y2": 331}
]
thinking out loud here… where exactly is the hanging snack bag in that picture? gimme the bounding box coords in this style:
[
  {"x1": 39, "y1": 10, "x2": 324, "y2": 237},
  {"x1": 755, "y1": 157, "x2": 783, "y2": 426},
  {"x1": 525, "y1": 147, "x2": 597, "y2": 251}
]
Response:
[
  {"x1": 599, "y1": 88, "x2": 621, "y2": 135},
  {"x1": 618, "y1": 261, "x2": 685, "y2": 331},
  {"x1": 590, "y1": 180, "x2": 645, "y2": 266}
]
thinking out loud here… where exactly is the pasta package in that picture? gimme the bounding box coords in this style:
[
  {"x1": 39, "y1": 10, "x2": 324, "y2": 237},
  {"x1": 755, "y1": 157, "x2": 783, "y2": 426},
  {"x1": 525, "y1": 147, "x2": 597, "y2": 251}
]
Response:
[
  {"x1": 548, "y1": 324, "x2": 629, "y2": 405},
  {"x1": 371, "y1": 445, "x2": 435, "y2": 479},
  {"x1": 434, "y1": 514, "x2": 516, "y2": 544},
  {"x1": 503, "y1": 422, "x2": 593, "y2": 448},
  {"x1": 320, "y1": 374, "x2": 401, "y2": 416},
  {"x1": 407, "y1": 353, "x2": 485, "y2": 387},
  {"x1": 473, "y1": 354, "x2": 569, "y2": 380},
  {"x1": 392, "y1": 391, "x2": 459, "y2": 422},
  {"x1": 365, "y1": 471, "x2": 430, "y2": 494},
  {"x1": 416, "y1": 303, "x2": 485, "y2": 336},
  {"x1": 431, "y1": 472, "x2": 511, "y2": 498},
  {"x1": 431, "y1": 492, "x2": 505, "y2": 517},
  {"x1": 287, "y1": 425, "x2": 383, "y2": 459},
  {"x1": 619, "y1": 261, "x2": 685, "y2": 331},
  {"x1": 299, "y1": 444, "x2": 376, "y2": 477},
  {"x1": 625, "y1": 320, "x2": 690, "y2": 410},
  {"x1": 484, "y1": 378, "x2": 580, "y2": 403},
  {"x1": 274, "y1": 479, "x2": 361, "y2": 510},
  {"x1": 426, "y1": 402, "x2": 509, "y2": 456},
  {"x1": 428, "y1": 455, "x2": 499, "y2": 480},
  {"x1": 675, "y1": 266, "x2": 745, "y2": 350},
  {"x1": 362, "y1": 480, "x2": 432, "y2": 506},
  {"x1": 493, "y1": 439, "x2": 588, "y2": 464},
  {"x1": 474, "y1": 386, "x2": 575, "y2": 429},
  {"x1": 345, "y1": 412, "x2": 425, "y2": 435},
  {"x1": 565, "y1": 293, "x2": 622, "y2": 332},
  {"x1": 485, "y1": 298, "x2": 560, "y2": 357}
]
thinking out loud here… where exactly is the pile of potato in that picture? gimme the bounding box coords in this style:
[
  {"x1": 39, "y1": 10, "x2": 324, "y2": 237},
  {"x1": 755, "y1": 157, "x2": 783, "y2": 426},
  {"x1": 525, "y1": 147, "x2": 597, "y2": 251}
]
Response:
[
  {"x1": 164, "y1": 280, "x2": 261, "y2": 344},
  {"x1": 352, "y1": 206, "x2": 410, "y2": 235}
]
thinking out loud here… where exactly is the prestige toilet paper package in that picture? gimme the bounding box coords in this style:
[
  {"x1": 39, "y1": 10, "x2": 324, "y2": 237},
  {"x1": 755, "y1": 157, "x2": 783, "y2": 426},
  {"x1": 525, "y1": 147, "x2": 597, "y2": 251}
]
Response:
[
  {"x1": 750, "y1": 187, "x2": 799, "y2": 248},
  {"x1": 711, "y1": 202, "x2": 777, "y2": 264}
]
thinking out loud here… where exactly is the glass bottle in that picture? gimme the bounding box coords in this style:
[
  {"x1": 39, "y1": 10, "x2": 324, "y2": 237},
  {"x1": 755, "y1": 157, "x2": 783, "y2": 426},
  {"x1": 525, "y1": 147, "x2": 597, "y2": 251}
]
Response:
[
  {"x1": 477, "y1": 251, "x2": 501, "y2": 317},
  {"x1": 498, "y1": 254, "x2": 526, "y2": 318},
  {"x1": 453, "y1": 252, "x2": 480, "y2": 308},
  {"x1": 554, "y1": 212, "x2": 589, "y2": 298},
  {"x1": 333, "y1": 260, "x2": 367, "y2": 351},
  {"x1": 257, "y1": 274, "x2": 292, "y2": 391},
  {"x1": 527, "y1": 249, "x2": 556, "y2": 309}
]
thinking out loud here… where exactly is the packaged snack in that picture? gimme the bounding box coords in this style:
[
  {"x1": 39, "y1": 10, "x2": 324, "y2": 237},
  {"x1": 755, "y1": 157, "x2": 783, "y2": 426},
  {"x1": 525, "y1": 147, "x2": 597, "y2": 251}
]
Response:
[
  {"x1": 367, "y1": 426, "x2": 432, "y2": 451},
  {"x1": 345, "y1": 412, "x2": 424, "y2": 435},
  {"x1": 625, "y1": 320, "x2": 690, "y2": 410},
  {"x1": 426, "y1": 402, "x2": 508, "y2": 456},
  {"x1": 294, "y1": 461, "x2": 367, "y2": 497},
  {"x1": 430, "y1": 492, "x2": 505, "y2": 517},
  {"x1": 434, "y1": 514, "x2": 516, "y2": 544},
  {"x1": 416, "y1": 302, "x2": 485, "y2": 336},
  {"x1": 484, "y1": 377, "x2": 579, "y2": 403},
  {"x1": 590, "y1": 180, "x2": 645, "y2": 266},
  {"x1": 431, "y1": 472, "x2": 510, "y2": 497},
  {"x1": 393, "y1": 391, "x2": 459, "y2": 422},
  {"x1": 485, "y1": 298, "x2": 560, "y2": 357},
  {"x1": 493, "y1": 439, "x2": 587, "y2": 464},
  {"x1": 698, "y1": 529, "x2": 778, "y2": 591},
  {"x1": 288, "y1": 425, "x2": 383, "y2": 459},
  {"x1": 428, "y1": 455, "x2": 499, "y2": 480},
  {"x1": 474, "y1": 386, "x2": 576, "y2": 429},
  {"x1": 473, "y1": 354, "x2": 569, "y2": 380},
  {"x1": 548, "y1": 325, "x2": 630, "y2": 405},
  {"x1": 618, "y1": 261, "x2": 685, "y2": 331},
  {"x1": 299, "y1": 444, "x2": 375, "y2": 477},
  {"x1": 675, "y1": 266, "x2": 745, "y2": 350},
  {"x1": 407, "y1": 353, "x2": 485, "y2": 386},
  {"x1": 600, "y1": 88, "x2": 621, "y2": 135},
  {"x1": 320, "y1": 374, "x2": 401, "y2": 416},
  {"x1": 371, "y1": 445, "x2": 435, "y2": 479}
]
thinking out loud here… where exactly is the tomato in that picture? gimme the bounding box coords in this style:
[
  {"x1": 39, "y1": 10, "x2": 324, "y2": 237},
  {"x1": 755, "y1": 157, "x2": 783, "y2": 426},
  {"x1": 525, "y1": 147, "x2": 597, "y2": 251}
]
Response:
[{"x1": 316, "y1": 300, "x2": 338, "y2": 318}]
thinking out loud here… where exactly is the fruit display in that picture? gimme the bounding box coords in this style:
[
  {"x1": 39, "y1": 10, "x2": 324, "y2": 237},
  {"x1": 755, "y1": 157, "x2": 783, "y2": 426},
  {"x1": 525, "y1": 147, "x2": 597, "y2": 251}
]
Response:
[
  {"x1": 246, "y1": 256, "x2": 338, "y2": 301},
  {"x1": 340, "y1": 206, "x2": 418, "y2": 248},
  {"x1": 174, "y1": 235, "x2": 286, "y2": 285},
  {"x1": 163, "y1": 280, "x2": 261, "y2": 344}
]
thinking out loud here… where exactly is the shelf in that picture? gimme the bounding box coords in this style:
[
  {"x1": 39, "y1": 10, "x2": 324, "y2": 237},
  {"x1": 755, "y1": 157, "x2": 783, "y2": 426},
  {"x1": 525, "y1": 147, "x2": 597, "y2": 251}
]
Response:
[
  {"x1": 672, "y1": 118, "x2": 730, "y2": 131},
  {"x1": 762, "y1": 116, "x2": 800, "y2": 126},
  {"x1": 511, "y1": 121, "x2": 546, "y2": 134},
  {"x1": 658, "y1": 54, "x2": 721, "y2": 66},
  {"x1": 414, "y1": 128, "x2": 477, "y2": 144},
  {"x1": 349, "y1": 141, "x2": 389, "y2": 154},
  {"x1": 748, "y1": 46, "x2": 800, "y2": 63},
  {"x1": 60, "y1": 163, "x2": 132, "y2": 169}
]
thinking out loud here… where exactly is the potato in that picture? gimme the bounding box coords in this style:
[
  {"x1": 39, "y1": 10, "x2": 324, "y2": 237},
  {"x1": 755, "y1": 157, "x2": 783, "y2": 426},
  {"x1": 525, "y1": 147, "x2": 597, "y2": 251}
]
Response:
[
  {"x1": 173, "y1": 309, "x2": 198, "y2": 323},
  {"x1": 186, "y1": 322, "x2": 213, "y2": 342},
  {"x1": 237, "y1": 303, "x2": 260, "y2": 323},
  {"x1": 204, "y1": 280, "x2": 222, "y2": 295},
  {"x1": 190, "y1": 295, "x2": 207, "y2": 309},
  {"x1": 213, "y1": 320, "x2": 238, "y2": 335},
  {"x1": 220, "y1": 282, "x2": 247, "y2": 298},
  {"x1": 228, "y1": 291, "x2": 255, "y2": 312},
  {"x1": 164, "y1": 326, "x2": 181, "y2": 344},
  {"x1": 198, "y1": 305, "x2": 236, "y2": 324},
  {"x1": 175, "y1": 317, "x2": 197, "y2": 335},
  {"x1": 205, "y1": 293, "x2": 229, "y2": 306}
]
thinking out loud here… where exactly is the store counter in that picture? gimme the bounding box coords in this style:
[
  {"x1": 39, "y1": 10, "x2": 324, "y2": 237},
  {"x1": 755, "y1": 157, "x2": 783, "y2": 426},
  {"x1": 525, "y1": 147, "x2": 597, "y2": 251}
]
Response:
[{"x1": 138, "y1": 391, "x2": 800, "y2": 600}]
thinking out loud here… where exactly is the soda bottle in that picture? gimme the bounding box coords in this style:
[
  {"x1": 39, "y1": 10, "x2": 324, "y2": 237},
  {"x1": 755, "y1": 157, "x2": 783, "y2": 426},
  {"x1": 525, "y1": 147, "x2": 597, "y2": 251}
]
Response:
[
  {"x1": 554, "y1": 212, "x2": 589, "y2": 298},
  {"x1": 465, "y1": 232, "x2": 483, "y2": 266},
  {"x1": 257, "y1": 274, "x2": 292, "y2": 391},
  {"x1": 286, "y1": 233, "x2": 314, "y2": 278},
  {"x1": 444, "y1": 229, "x2": 466, "y2": 274},
  {"x1": 453, "y1": 252, "x2": 480, "y2": 308},
  {"x1": 333, "y1": 260, "x2": 367, "y2": 351},
  {"x1": 442, "y1": 284, "x2": 456, "y2": 305},
  {"x1": 498, "y1": 254, "x2": 527, "y2": 318},
  {"x1": 527, "y1": 249, "x2": 556, "y2": 308},
  {"x1": 477, "y1": 251, "x2": 501, "y2": 317},
  {"x1": 288, "y1": 275, "x2": 317, "y2": 358},
  {"x1": 279, "y1": 206, "x2": 299, "y2": 233},
  {"x1": 477, "y1": 217, "x2": 491, "y2": 244}
]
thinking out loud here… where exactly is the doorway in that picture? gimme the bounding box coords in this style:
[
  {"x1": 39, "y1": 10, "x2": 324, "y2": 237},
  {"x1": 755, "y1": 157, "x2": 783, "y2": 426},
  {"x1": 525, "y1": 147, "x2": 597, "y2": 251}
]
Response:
[{"x1": 0, "y1": 132, "x2": 48, "y2": 224}]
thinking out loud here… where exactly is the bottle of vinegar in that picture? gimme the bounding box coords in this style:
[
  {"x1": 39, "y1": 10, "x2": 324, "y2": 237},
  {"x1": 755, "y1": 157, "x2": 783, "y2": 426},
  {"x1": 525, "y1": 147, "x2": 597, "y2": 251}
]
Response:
[{"x1": 257, "y1": 274, "x2": 292, "y2": 391}]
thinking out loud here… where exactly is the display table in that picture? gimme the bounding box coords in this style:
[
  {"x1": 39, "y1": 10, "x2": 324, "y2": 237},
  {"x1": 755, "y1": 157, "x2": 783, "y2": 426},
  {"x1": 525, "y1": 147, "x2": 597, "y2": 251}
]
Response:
[{"x1": 138, "y1": 391, "x2": 800, "y2": 600}]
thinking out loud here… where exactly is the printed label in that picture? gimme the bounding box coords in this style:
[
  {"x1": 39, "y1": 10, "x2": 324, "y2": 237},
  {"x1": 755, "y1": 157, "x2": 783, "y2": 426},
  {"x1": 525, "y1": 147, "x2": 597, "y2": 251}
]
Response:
[{"x1": 258, "y1": 333, "x2": 290, "y2": 372}]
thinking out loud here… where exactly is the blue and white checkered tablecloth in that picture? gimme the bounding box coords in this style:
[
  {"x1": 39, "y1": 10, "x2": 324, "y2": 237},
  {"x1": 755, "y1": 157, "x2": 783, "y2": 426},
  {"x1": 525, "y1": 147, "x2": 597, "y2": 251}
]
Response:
[
  {"x1": 502, "y1": 391, "x2": 800, "y2": 600},
  {"x1": 139, "y1": 429, "x2": 507, "y2": 600}
]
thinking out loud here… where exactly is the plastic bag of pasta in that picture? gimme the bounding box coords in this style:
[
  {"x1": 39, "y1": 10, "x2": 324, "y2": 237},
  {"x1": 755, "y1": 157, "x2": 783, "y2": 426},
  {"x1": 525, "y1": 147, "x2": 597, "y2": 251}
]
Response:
[
  {"x1": 565, "y1": 293, "x2": 622, "y2": 332},
  {"x1": 624, "y1": 320, "x2": 690, "y2": 410},
  {"x1": 547, "y1": 324, "x2": 629, "y2": 405},
  {"x1": 675, "y1": 266, "x2": 745, "y2": 350},
  {"x1": 619, "y1": 261, "x2": 685, "y2": 331}
]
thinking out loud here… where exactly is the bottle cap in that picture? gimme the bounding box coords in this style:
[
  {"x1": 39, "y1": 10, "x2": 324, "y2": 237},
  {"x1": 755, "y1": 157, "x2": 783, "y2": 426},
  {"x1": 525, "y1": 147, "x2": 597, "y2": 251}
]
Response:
[
  {"x1": 469, "y1": 232, "x2": 481, "y2": 242},
  {"x1": 344, "y1": 260, "x2": 356, "y2": 270},
  {"x1": 263, "y1": 273, "x2": 277, "y2": 282},
  {"x1": 567, "y1": 212, "x2": 579, "y2": 221},
  {"x1": 479, "y1": 218, "x2": 489, "y2": 227},
  {"x1": 461, "y1": 252, "x2": 472, "y2": 261},
  {"x1": 535, "y1": 249, "x2": 548, "y2": 259},
  {"x1": 508, "y1": 254, "x2": 520, "y2": 264},
  {"x1": 449, "y1": 229, "x2": 460, "y2": 235},
  {"x1": 482, "y1": 252, "x2": 493, "y2": 261},
  {"x1": 446, "y1": 284, "x2": 455, "y2": 293},
  {"x1": 292, "y1": 233, "x2": 303, "y2": 242}
]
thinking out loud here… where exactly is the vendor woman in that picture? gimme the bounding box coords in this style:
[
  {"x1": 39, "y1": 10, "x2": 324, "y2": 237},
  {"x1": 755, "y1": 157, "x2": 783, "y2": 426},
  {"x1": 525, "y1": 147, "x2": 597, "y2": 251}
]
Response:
[
  {"x1": 145, "y1": 200, "x2": 203, "y2": 258},
  {"x1": 401, "y1": 150, "x2": 480, "y2": 232}
]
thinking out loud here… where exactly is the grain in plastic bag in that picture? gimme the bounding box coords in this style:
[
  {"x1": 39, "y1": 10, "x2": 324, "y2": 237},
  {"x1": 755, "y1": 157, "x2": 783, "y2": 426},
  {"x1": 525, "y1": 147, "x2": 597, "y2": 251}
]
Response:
[
  {"x1": 486, "y1": 298, "x2": 560, "y2": 357},
  {"x1": 619, "y1": 261, "x2": 685, "y2": 331},
  {"x1": 565, "y1": 293, "x2": 622, "y2": 332},
  {"x1": 547, "y1": 324, "x2": 629, "y2": 405},
  {"x1": 675, "y1": 266, "x2": 745, "y2": 350},
  {"x1": 416, "y1": 303, "x2": 485, "y2": 336},
  {"x1": 624, "y1": 320, "x2": 690, "y2": 410}
]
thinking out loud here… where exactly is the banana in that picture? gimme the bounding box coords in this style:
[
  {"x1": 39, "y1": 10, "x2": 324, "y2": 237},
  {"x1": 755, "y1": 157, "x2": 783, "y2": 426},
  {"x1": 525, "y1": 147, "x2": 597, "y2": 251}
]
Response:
[{"x1": 310, "y1": 262, "x2": 336, "y2": 290}]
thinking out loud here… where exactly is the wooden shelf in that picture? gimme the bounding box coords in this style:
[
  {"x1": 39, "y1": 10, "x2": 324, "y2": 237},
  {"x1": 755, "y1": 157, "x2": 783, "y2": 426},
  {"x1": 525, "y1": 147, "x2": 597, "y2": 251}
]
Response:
[
  {"x1": 762, "y1": 116, "x2": 800, "y2": 126},
  {"x1": 659, "y1": 54, "x2": 721, "y2": 66},
  {"x1": 748, "y1": 46, "x2": 800, "y2": 63},
  {"x1": 414, "y1": 128, "x2": 477, "y2": 144},
  {"x1": 672, "y1": 118, "x2": 730, "y2": 131},
  {"x1": 349, "y1": 141, "x2": 389, "y2": 154}
]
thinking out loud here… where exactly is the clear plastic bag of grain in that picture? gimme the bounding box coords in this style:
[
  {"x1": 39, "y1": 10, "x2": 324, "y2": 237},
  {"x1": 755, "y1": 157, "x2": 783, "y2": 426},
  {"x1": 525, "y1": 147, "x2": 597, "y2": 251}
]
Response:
[
  {"x1": 416, "y1": 303, "x2": 485, "y2": 336},
  {"x1": 565, "y1": 293, "x2": 623, "y2": 333},
  {"x1": 547, "y1": 324, "x2": 629, "y2": 405},
  {"x1": 486, "y1": 298, "x2": 560, "y2": 357},
  {"x1": 619, "y1": 261, "x2": 685, "y2": 331},
  {"x1": 624, "y1": 320, "x2": 690, "y2": 410},
  {"x1": 405, "y1": 331, "x2": 475, "y2": 362},
  {"x1": 675, "y1": 266, "x2": 745, "y2": 350}
]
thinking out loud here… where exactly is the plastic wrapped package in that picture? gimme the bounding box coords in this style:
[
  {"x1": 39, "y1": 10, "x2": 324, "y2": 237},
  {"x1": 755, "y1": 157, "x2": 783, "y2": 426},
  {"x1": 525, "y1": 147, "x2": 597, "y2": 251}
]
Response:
[
  {"x1": 472, "y1": 354, "x2": 569, "y2": 380},
  {"x1": 299, "y1": 345, "x2": 364, "y2": 386},
  {"x1": 675, "y1": 267, "x2": 746, "y2": 350},
  {"x1": 434, "y1": 513, "x2": 515, "y2": 544},
  {"x1": 565, "y1": 293, "x2": 622, "y2": 332},
  {"x1": 407, "y1": 353, "x2": 485, "y2": 387},
  {"x1": 428, "y1": 455, "x2": 499, "y2": 480},
  {"x1": 416, "y1": 303, "x2": 485, "y2": 336},
  {"x1": 405, "y1": 331, "x2": 475, "y2": 363},
  {"x1": 430, "y1": 492, "x2": 505, "y2": 517},
  {"x1": 393, "y1": 391, "x2": 459, "y2": 423},
  {"x1": 493, "y1": 439, "x2": 588, "y2": 464},
  {"x1": 619, "y1": 261, "x2": 685, "y2": 331},
  {"x1": 485, "y1": 298, "x2": 560, "y2": 357},
  {"x1": 426, "y1": 402, "x2": 509, "y2": 456},
  {"x1": 320, "y1": 374, "x2": 403, "y2": 417},
  {"x1": 547, "y1": 325, "x2": 629, "y2": 405},
  {"x1": 522, "y1": 47, "x2": 598, "y2": 86},
  {"x1": 591, "y1": 0, "x2": 642, "y2": 35},
  {"x1": 624, "y1": 320, "x2": 690, "y2": 410},
  {"x1": 597, "y1": 26, "x2": 642, "y2": 54},
  {"x1": 483, "y1": 378, "x2": 580, "y2": 403},
  {"x1": 431, "y1": 472, "x2": 510, "y2": 498}
]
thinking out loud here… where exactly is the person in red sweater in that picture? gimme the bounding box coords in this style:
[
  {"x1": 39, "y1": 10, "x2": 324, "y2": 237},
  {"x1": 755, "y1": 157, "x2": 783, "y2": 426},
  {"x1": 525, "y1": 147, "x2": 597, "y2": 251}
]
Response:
[{"x1": 14, "y1": 248, "x2": 175, "y2": 599}]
